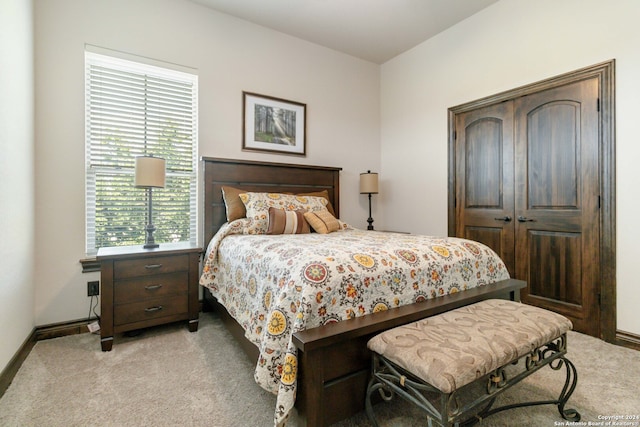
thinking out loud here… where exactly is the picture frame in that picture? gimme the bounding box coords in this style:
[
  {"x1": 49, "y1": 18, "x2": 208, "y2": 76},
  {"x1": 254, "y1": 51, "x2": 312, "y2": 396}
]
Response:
[{"x1": 243, "y1": 92, "x2": 306, "y2": 156}]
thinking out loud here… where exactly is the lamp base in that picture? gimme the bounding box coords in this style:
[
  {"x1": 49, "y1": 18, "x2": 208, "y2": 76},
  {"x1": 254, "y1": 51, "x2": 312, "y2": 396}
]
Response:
[
  {"x1": 366, "y1": 193, "x2": 375, "y2": 230},
  {"x1": 142, "y1": 187, "x2": 159, "y2": 249},
  {"x1": 143, "y1": 222, "x2": 158, "y2": 249}
]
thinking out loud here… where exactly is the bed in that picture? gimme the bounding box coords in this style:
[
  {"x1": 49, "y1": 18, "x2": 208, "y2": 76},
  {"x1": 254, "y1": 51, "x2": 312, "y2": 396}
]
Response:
[{"x1": 200, "y1": 157, "x2": 525, "y2": 427}]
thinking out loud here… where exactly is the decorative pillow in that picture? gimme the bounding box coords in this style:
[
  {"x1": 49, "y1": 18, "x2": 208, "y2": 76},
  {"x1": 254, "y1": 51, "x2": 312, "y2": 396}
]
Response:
[
  {"x1": 296, "y1": 190, "x2": 336, "y2": 217},
  {"x1": 221, "y1": 186, "x2": 246, "y2": 222},
  {"x1": 267, "y1": 208, "x2": 310, "y2": 235},
  {"x1": 240, "y1": 192, "x2": 328, "y2": 234},
  {"x1": 304, "y1": 209, "x2": 341, "y2": 234}
]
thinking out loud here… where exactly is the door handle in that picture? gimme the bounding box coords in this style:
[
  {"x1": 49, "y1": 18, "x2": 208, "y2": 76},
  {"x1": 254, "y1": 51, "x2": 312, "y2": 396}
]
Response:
[
  {"x1": 517, "y1": 216, "x2": 536, "y2": 222},
  {"x1": 494, "y1": 216, "x2": 512, "y2": 222}
]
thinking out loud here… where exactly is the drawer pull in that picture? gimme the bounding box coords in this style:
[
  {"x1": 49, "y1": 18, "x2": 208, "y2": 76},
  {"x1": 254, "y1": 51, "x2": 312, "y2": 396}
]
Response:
[
  {"x1": 144, "y1": 305, "x2": 164, "y2": 313},
  {"x1": 144, "y1": 284, "x2": 163, "y2": 291},
  {"x1": 144, "y1": 264, "x2": 163, "y2": 269}
]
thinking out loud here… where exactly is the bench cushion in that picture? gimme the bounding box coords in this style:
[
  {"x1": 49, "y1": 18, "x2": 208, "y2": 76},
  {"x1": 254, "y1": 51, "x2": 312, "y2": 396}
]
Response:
[{"x1": 367, "y1": 299, "x2": 572, "y2": 394}]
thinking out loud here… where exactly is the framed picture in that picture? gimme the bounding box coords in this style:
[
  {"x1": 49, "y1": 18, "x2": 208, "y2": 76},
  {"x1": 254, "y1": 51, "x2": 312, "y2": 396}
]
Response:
[{"x1": 243, "y1": 92, "x2": 306, "y2": 156}]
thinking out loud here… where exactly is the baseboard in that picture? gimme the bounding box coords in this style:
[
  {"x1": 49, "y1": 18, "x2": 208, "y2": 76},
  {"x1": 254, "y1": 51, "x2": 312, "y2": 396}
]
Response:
[
  {"x1": 0, "y1": 328, "x2": 37, "y2": 399},
  {"x1": 616, "y1": 330, "x2": 640, "y2": 351},
  {"x1": 35, "y1": 317, "x2": 97, "y2": 341}
]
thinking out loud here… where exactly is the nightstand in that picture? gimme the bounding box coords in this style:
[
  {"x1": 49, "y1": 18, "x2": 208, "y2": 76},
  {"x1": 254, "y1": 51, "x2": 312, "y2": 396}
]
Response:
[{"x1": 96, "y1": 242, "x2": 202, "y2": 351}]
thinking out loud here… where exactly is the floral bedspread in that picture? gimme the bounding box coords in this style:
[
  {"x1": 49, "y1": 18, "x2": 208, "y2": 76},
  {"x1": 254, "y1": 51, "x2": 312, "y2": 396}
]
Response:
[{"x1": 199, "y1": 221, "x2": 509, "y2": 426}]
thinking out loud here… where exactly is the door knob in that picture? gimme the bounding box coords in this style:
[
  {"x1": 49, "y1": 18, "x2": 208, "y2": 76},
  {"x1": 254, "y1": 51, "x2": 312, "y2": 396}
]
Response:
[
  {"x1": 494, "y1": 216, "x2": 512, "y2": 222},
  {"x1": 517, "y1": 216, "x2": 535, "y2": 222}
]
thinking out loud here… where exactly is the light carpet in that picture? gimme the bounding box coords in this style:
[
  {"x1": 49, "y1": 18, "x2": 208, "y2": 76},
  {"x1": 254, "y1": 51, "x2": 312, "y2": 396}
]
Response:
[{"x1": 1, "y1": 311, "x2": 639, "y2": 427}]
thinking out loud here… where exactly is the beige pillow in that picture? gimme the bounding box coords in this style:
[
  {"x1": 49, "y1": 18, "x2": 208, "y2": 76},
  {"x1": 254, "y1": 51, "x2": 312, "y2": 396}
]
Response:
[
  {"x1": 221, "y1": 186, "x2": 246, "y2": 222},
  {"x1": 266, "y1": 208, "x2": 310, "y2": 235},
  {"x1": 296, "y1": 190, "x2": 336, "y2": 217},
  {"x1": 304, "y1": 209, "x2": 341, "y2": 234}
]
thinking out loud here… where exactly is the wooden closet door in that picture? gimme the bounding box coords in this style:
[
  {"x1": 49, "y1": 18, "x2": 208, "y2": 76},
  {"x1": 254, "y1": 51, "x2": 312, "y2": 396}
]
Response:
[
  {"x1": 514, "y1": 77, "x2": 600, "y2": 336},
  {"x1": 455, "y1": 102, "x2": 515, "y2": 275}
]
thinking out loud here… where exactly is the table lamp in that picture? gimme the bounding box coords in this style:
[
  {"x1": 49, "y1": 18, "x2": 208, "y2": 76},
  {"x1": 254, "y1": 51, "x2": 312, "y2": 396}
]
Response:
[
  {"x1": 135, "y1": 156, "x2": 166, "y2": 248},
  {"x1": 359, "y1": 170, "x2": 379, "y2": 230}
]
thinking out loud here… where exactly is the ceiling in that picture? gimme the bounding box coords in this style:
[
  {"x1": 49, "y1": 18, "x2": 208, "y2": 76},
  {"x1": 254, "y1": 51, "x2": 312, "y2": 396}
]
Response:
[{"x1": 189, "y1": 0, "x2": 498, "y2": 64}]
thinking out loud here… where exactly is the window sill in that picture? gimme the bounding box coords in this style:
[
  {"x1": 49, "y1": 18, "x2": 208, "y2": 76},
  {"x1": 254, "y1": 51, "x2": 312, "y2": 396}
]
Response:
[{"x1": 80, "y1": 257, "x2": 100, "y2": 273}]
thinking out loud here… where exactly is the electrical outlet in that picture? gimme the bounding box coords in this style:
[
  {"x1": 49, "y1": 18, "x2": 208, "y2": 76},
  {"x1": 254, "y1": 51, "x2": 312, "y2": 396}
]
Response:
[{"x1": 87, "y1": 281, "x2": 100, "y2": 296}]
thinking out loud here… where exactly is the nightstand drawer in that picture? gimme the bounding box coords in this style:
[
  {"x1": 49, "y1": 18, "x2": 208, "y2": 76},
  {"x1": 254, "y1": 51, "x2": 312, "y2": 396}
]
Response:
[
  {"x1": 114, "y1": 272, "x2": 188, "y2": 304},
  {"x1": 114, "y1": 254, "x2": 188, "y2": 279},
  {"x1": 114, "y1": 296, "x2": 188, "y2": 326}
]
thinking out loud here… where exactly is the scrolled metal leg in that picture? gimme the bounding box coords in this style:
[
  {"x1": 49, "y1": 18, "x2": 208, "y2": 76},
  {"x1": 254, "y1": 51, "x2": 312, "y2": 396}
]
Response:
[
  {"x1": 556, "y1": 356, "x2": 580, "y2": 422},
  {"x1": 365, "y1": 378, "x2": 383, "y2": 427}
]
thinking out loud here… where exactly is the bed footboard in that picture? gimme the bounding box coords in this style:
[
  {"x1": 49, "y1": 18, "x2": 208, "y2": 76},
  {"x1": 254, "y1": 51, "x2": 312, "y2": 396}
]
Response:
[{"x1": 291, "y1": 278, "x2": 526, "y2": 427}]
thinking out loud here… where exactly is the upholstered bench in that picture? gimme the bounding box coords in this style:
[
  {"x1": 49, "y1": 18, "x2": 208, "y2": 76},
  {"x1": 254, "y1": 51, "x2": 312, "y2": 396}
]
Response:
[{"x1": 365, "y1": 299, "x2": 580, "y2": 427}]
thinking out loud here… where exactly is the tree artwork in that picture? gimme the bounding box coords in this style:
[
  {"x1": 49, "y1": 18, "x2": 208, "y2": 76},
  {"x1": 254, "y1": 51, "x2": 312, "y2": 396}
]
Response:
[{"x1": 254, "y1": 104, "x2": 297, "y2": 146}]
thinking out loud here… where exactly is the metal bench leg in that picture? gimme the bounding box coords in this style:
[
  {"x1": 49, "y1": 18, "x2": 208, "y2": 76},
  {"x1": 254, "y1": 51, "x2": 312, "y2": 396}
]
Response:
[
  {"x1": 365, "y1": 377, "x2": 382, "y2": 427},
  {"x1": 479, "y1": 353, "x2": 580, "y2": 423},
  {"x1": 555, "y1": 355, "x2": 580, "y2": 422}
]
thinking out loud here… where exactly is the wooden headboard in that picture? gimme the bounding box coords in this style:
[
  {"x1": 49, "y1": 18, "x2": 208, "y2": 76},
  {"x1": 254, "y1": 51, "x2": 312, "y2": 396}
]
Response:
[{"x1": 202, "y1": 157, "x2": 342, "y2": 245}]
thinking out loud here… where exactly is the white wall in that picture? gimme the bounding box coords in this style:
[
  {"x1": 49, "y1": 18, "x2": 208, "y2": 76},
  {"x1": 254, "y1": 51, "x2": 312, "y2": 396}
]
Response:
[
  {"x1": 0, "y1": 0, "x2": 35, "y2": 371},
  {"x1": 380, "y1": 0, "x2": 640, "y2": 335},
  {"x1": 33, "y1": 0, "x2": 380, "y2": 325}
]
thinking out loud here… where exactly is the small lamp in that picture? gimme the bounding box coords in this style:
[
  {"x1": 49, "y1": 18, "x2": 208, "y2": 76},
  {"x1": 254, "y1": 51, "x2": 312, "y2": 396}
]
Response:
[
  {"x1": 135, "y1": 156, "x2": 166, "y2": 249},
  {"x1": 359, "y1": 170, "x2": 379, "y2": 230}
]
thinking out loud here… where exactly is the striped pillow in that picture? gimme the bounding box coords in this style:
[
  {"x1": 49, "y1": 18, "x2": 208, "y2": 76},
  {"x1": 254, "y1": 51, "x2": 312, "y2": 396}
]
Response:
[{"x1": 267, "y1": 208, "x2": 310, "y2": 235}]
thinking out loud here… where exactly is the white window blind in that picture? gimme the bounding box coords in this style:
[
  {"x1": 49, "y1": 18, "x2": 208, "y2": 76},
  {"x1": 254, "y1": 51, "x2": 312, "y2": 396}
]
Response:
[{"x1": 85, "y1": 51, "x2": 198, "y2": 255}]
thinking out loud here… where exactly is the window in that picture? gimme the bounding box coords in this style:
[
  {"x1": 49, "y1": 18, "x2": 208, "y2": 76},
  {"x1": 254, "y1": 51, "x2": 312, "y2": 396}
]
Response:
[{"x1": 85, "y1": 51, "x2": 198, "y2": 255}]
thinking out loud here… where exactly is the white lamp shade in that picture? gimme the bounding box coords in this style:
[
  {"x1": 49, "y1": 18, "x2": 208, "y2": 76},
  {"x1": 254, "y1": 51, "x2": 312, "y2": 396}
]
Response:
[
  {"x1": 135, "y1": 156, "x2": 166, "y2": 188},
  {"x1": 359, "y1": 171, "x2": 379, "y2": 194}
]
